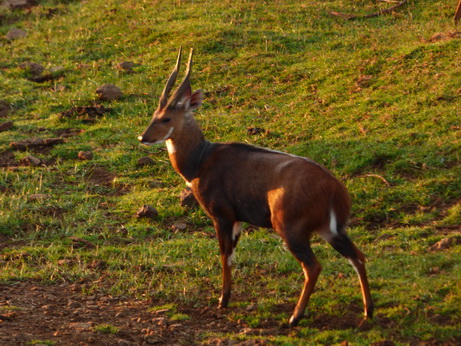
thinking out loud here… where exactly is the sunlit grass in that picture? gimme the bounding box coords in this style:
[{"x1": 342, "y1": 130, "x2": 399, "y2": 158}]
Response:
[{"x1": 0, "y1": 0, "x2": 460, "y2": 343}]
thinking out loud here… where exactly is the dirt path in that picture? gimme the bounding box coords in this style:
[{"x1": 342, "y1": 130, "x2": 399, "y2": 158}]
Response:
[{"x1": 0, "y1": 282, "x2": 275, "y2": 345}]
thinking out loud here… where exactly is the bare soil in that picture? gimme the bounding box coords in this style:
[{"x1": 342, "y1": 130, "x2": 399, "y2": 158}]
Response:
[{"x1": 0, "y1": 281, "x2": 283, "y2": 345}]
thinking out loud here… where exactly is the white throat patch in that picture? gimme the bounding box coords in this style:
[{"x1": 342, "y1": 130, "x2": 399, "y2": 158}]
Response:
[{"x1": 165, "y1": 139, "x2": 176, "y2": 154}]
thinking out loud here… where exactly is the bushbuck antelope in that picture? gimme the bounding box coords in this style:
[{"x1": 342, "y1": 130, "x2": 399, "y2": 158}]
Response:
[{"x1": 138, "y1": 48, "x2": 374, "y2": 327}]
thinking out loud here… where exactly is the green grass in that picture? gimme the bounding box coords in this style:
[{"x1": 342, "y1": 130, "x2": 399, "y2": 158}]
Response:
[
  {"x1": 1, "y1": 0, "x2": 460, "y2": 344},
  {"x1": 28, "y1": 341, "x2": 55, "y2": 346},
  {"x1": 93, "y1": 323, "x2": 119, "y2": 335}
]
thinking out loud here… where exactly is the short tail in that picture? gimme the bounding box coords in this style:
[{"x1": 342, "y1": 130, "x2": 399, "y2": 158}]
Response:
[{"x1": 329, "y1": 181, "x2": 351, "y2": 235}]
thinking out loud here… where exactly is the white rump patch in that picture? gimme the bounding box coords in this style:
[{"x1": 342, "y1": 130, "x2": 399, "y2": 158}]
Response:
[{"x1": 330, "y1": 210, "x2": 338, "y2": 235}]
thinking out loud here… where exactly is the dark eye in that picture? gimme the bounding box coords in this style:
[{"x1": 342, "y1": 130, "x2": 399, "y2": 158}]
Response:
[{"x1": 162, "y1": 118, "x2": 171, "y2": 123}]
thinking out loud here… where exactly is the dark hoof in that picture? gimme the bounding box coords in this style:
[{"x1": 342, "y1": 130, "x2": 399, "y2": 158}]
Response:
[
  {"x1": 365, "y1": 305, "x2": 374, "y2": 319},
  {"x1": 358, "y1": 317, "x2": 374, "y2": 330},
  {"x1": 288, "y1": 315, "x2": 301, "y2": 327},
  {"x1": 218, "y1": 298, "x2": 229, "y2": 309}
]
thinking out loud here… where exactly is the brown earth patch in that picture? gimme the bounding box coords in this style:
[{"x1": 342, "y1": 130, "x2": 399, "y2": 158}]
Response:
[
  {"x1": 59, "y1": 105, "x2": 111, "y2": 123},
  {"x1": 10, "y1": 137, "x2": 64, "y2": 152},
  {"x1": 0, "y1": 281, "x2": 279, "y2": 345},
  {"x1": 1, "y1": 280, "x2": 459, "y2": 345},
  {"x1": 0, "y1": 101, "x2": 11, "y2": 117},
  {"x1": 55, "y1": 128, "x2": 84, "y2": 138},
  {"x1": 426, "y1": 31, "x2": 461, "y2": 43},
  {"x1": 86, "y1": 166, "x2": 116, "y2": 186},
  {"x1": 0, "y1": 151, "x2": 17, "y2": 167}
]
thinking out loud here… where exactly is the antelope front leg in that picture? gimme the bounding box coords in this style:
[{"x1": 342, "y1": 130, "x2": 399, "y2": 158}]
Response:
[{"x1": 214, "y1": 220, "x2": 240, "y2": 308}]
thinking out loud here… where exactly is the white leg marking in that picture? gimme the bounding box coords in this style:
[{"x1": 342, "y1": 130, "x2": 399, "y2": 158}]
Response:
[
  {"x1": 348, "y1": 258, "x2": 363, "y2": 275},
  {"x1": 227, "y1": 249, "x2": 235, "y2": 267},
  {"x1": 330, "y1": 210, "x2": 338, "y2": 235},
  {"x1": 232, "y1": 222, "x2": 242, "y2": 241},
  {"x1": 227, "y1": 222, "x2": 242, "y2": 267}
]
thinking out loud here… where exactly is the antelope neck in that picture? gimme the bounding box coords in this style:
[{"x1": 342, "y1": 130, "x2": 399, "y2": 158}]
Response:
[{"x1": 167, "y1": 118, "x2": 214, "y2": 183}]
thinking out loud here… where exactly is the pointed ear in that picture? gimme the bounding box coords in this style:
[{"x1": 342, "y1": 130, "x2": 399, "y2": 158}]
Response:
[{"x1": 184, "y1": 89, "x2": 203, "y2": 111}]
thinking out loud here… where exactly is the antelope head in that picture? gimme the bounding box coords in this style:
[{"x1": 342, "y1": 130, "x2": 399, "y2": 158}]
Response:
[{"x1": 138, "y1": 47, "x2": 203, "y2": 146}]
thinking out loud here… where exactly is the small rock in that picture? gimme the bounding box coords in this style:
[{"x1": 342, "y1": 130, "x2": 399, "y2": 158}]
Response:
[
  {"x1": 49, "y1": 65, "x2": 65, "y2": 73},
  {"x1": 0, "y1": 311, "x2": 16, "y2": 321},
  {"x1": 69, "y1": 322, "x2": 92, "y2": 329},
  {"x1": 69, "y1": 236, "x2": 96, "y2": 249},
  {"x1": 136, "y1": 205, "x2": 158, "y2": 219},
  {"x1": 370, "y1": 341, "x2": 396, "y2": 346},
  {"x1": 78, "y1": 151, "x2": 93, "y2": 160},
  {"x1": 5, "y1": 28, "x2": 27, "y2": 40},
  {"x1": 144, "y1": 336, "x2": 163, "y2": 345},
  {"x1": 10, "y1": 138, "x2": 64, "y2": 151},
  {"x1": 68, "y1": 301, "x2": 81, "y2": 309},
  {"x1": 87, "y1": 166, "x2": 116, "y2": 185},
  {"x1": 28, "y1": 73, "x2": 55, "y2": 83},
  {"x1": 23, "y1": 154, "x2": 42, "y2": 166},
  {"x1": 19, "y1": 62, "x2": 44, "y2": 76},
  {"x1": 204, "y1": 339, "x2": 237, "y2": 346},
  {"x1": 117, "y1": 339, "x2": 133, "y2": 346},
  {"x1": 87, "y1": 259, "x2": 107, "y2": 270},
  {"x1": 245, "y1": 304, "x2": 255, "y2": 312},
  {"x1": 29, "y1": 194, "x2": 51, "y2": 201},
  {"x1": 179, "y1": 187, "x2": 198, "y2": 208},
  {"x1": 96, "y1": 84, "x2": 123, "y2": 101},
  {"x1": 4, "y1": 0, "x2": 37, "y2": 9},
  {"x1": 13, "y1": 333, "x2": 32, "y2": 343},
  {"x1": 0, "y1": 121, "x2": 13, "y2": 131},
  {"x1": 172, "y1": 222, "x2": 187, "y2": 231},
  {"x1": 137, "y1": 156, "x2": 155, "y2": 166},
  {"x1": 240, "y1": 328, "x2": 253, "y2": 335},
  {"x1": 117, "y1": 61, "x2": 138, "y2": 73},
  {"x1": 117, "y1": 227, "x2": 128, "y2": 236},
  {"x1": 0, "y1": 101, "x2": 11, "y2": 117},
  {"x1": 429, "y1": 238, "x2": 455, "y2": 251},
  {"x1": 59, "y1": 105, "x2": 110, "y2": 123},
  {"x1": 56, "y1": 128, "x2": 83, "y2": 137},
  {"x1": 247, "y1": 127, "x2": 265, "y2": 135}
]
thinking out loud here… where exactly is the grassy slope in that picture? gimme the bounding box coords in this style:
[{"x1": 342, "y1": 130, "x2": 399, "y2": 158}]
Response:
[{"x1": 1, "y1": 0, "x2": 460, "y2": 344}]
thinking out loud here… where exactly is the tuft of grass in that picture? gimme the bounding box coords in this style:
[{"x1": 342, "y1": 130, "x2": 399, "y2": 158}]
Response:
[
  {"x1": 28, "y1": 341, "x2": 55, "y2": 346},
  {"x1": 169, "y1": 313, "x2": 191, "y2": 321},
  {"x1": 93, "y1": 323, "x2": 119, "y2": 335}
]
